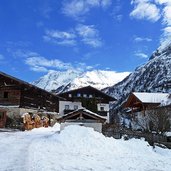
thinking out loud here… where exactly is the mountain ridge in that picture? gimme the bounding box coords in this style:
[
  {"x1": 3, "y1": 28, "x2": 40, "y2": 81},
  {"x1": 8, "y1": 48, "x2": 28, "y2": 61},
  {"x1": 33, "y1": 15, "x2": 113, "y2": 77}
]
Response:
[{"x1": 33, "y1": 70, "x2": 130, "y2": 93}]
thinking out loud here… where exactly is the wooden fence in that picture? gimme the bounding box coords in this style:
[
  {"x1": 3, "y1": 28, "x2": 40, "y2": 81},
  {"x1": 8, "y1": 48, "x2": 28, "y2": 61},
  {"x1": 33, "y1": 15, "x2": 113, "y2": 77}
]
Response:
[{"x1": 102, "y1": 128, "x2": 171, "y2": 148}]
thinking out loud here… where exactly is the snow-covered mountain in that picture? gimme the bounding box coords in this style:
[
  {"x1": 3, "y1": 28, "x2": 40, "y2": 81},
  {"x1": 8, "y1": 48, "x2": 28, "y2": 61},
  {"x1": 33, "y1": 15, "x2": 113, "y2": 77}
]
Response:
[
  {"x1": 33, "y1": 70, "x2": 80, "y2": 92},
  {"x1": 104, "y1": 42, "x2": 171, "y2": 112},
  {"x1": 33, "y1": 70, "x2": 130, "y2": 93}
]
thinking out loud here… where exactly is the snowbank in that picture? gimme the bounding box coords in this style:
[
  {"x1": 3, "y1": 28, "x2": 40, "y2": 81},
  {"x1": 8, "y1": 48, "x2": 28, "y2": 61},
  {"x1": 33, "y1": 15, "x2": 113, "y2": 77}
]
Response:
[
  {"x1": 30, "y1": 123, "x2": 60, "y2": 133},
  {"x1": 0, "y1": 124, "x2": 171, "y2": 171},
  {"x1": 28, "y1": 125, "x2": 171, "y2": 171}
]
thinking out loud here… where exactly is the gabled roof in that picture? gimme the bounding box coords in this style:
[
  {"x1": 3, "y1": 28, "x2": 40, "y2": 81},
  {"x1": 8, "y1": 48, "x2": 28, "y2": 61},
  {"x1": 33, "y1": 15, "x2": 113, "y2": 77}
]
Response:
[
  {"x1": 58, "y1": 85, "x2": 116, "y2": 101},
  {"x1": 57, "y1": 108, "x2": 106, "y2": 122},
  {"x1": 132, "y1": 92, "x2": 169, "y2": 103},
  {"x1": 0, "y1": 71, "x2": 63, "y2": 100}
]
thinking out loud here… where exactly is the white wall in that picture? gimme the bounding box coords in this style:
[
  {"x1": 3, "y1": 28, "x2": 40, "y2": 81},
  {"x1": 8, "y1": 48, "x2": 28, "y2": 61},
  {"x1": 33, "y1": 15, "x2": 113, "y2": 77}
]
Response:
[
  {"x1": 59, "y1": 101, "x2": 82, "y2": 115},
  {"x1": 97, "y1": 103, "x2": 109, "y2": 123},
  {"x1": 97, "y1": 103, "x2": 109, "y2": 111}
]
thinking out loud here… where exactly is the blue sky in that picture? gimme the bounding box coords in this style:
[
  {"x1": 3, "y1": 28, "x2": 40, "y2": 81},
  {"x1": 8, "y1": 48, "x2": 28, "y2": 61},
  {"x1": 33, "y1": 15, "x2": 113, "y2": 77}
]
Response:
[{"x1": 0, "y1": 0, "x2": 171, "y2": 82}]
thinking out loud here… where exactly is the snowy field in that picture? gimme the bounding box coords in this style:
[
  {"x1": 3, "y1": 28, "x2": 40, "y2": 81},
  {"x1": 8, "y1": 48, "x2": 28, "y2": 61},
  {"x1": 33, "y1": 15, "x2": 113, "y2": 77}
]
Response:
[{"x1": 0, "y1": 125, "x2": 171, "y2": 171}]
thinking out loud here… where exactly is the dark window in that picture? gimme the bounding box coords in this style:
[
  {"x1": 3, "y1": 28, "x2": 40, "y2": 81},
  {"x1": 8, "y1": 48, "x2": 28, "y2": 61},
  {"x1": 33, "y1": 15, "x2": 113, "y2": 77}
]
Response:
[
  {"x1": 4, "y1": 92, "x2": 9, "y2": 98},
  {"x1": 65, "y1": 105, "x2": 69, "y2": 110},
  {"x1": 100, "y1": 107, "x2": 104, "y2": 111},
  {"x1": 0, "y1": 112, "x2": 4, "y2": 120}
]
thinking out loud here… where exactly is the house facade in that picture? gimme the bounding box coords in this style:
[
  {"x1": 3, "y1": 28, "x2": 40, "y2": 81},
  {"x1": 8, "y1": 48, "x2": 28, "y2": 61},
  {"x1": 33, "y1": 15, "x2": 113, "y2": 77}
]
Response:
[
  {"x1": 0, "y1": 72, "x2": 60, "y2": 128},
  {"x1": 57, "y1": 108, "x2": 106, "y2": 132},
  {"x1": 58, "y1": 86, "x2": 116, "y2": 123},
  {"x1": 124, "y1": 92, "x2": 169, "y2": 116},
  {"x1": 123, "y1": 92, "x2": 171, "y2": 132}
]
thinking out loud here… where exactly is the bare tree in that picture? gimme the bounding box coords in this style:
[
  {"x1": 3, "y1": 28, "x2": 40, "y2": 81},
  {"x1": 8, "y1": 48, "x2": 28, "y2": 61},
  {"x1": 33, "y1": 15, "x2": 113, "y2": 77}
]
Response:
[
  {"x1": 133, "y1": 107, "x2": 171, "y2": 134},
  {"x1": 147, "y1": 107, "x2": 171, "y2": 134}
]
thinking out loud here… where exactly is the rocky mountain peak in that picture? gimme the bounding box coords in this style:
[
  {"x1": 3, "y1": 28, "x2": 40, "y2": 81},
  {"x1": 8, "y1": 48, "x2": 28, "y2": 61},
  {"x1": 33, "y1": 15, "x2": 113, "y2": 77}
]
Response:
[{"x1": 33, "y1": 70, "x2": 130, "y2": 94}]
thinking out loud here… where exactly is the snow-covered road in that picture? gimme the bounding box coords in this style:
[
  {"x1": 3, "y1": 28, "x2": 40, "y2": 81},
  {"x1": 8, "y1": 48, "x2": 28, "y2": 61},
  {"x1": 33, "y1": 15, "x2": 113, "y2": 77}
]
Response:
[
  {"x1": 0, "y1": 126, "x2": 59, "y2": 171},
  {"x1": 0, "y1": 125, "x2": 171, "y2": 171}
]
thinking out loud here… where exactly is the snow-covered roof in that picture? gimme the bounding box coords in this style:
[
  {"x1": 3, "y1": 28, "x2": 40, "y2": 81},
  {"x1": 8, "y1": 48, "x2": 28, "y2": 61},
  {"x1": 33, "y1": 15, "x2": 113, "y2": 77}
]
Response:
[
  {"x1": 80, "y1": 108, "x2": 107, "y2": 120},
  {"x1": 0, "y1": 105, "x2": 19, "y2": 108},
  {"x1": 133, "y1": 92, "x2": 169, "y2": 104},
  {"x1": 58, "y1": 107, "x2": 106, "y2": 120}
]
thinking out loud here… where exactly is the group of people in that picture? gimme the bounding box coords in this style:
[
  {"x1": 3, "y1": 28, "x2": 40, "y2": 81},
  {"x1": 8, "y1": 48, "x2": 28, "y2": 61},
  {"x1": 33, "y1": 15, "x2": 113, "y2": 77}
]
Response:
[{"x1": 22, "y1": 113, "x2": 49, "y2": 130}]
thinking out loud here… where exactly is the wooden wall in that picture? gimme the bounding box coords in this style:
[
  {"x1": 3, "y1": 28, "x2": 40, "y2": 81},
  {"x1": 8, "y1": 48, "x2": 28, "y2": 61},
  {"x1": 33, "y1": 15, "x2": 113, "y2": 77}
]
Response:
[
  {"x1": 0, "y1": 86, "x2": 21, "y2": 106},
  {"x1": 0, "y1": 73, "x2": 59, "y2": 112},
  {"x1": 20, "y1": 86, "x2": 59, "y2": 112}
]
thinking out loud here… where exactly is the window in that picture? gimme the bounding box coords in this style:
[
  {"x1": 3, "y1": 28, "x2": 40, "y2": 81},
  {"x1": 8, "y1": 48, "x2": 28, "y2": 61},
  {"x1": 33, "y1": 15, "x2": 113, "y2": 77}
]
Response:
[
  {"x1": 83, "y1": 94, "x2": 87, "y2": 98},
  {"x1": 77, "y1": 93, "x2": 81, "y2": 97},
  {"x1": 68, "y1": 94, "x2": 72, "y2": 98},
  {"x1": 65, "y1": 105, "x2": 69, "y2": 110},
  {"x1": 4, "y1": 92, "x2": 9, "y2": 99},
  {"x1": 89, "y1": 94, "x2": 93, "y2": 98},
  {"x1": 74, "y1": 105, "x2": 78, "y2": 110},
  {"x1": 100, "y1": 107, "x2": 104, "y2": 111}
]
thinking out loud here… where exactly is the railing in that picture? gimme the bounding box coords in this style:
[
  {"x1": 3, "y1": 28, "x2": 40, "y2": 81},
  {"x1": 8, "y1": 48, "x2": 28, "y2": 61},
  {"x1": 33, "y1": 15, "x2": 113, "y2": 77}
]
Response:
[{"x1": 102, "y1": 127, "x2": 171, "y2": 148}]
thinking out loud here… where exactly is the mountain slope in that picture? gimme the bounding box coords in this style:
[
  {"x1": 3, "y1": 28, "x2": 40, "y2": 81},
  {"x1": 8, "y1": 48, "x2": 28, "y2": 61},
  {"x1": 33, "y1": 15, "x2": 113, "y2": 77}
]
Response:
[
  {"x1": 104, "y1": 42, "x2": 171, "y2": 111},
  {"x1": 33, "y1": 70, "x2": 130, "y2": 93}
]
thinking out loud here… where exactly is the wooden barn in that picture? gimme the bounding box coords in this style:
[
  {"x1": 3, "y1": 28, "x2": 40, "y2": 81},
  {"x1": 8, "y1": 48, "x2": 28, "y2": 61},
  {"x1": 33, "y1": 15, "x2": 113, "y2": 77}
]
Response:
[
  {"x1": 0, "y1": 72, "x2": 61, "y2": 128},
  {"x1": 57, "y1": 108, "x2": 106, "y2": 132},
  {"x1": 124, "y1": 92, "x2": 169, "y2": 116},
  {"x1": 58, "y1": 86, "x2": 116, "y2": 123}
]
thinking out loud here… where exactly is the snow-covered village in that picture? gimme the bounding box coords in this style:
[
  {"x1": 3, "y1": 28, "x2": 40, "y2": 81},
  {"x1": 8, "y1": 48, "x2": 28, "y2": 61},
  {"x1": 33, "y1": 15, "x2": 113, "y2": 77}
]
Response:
[{"x1": 1, "y1": 0, "x2": 171, "y2": 171}]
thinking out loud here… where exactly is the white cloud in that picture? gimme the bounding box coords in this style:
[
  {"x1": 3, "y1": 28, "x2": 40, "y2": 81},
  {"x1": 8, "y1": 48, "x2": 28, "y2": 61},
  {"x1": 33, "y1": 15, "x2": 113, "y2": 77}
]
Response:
[
  {"x1": 134, "y1": 36, "x2": 152, "y2": 42},
  {"x1": 112, "y1": 0, "x2": 123, "y2": 22},
  {"x1": 130, "y1": 0, "x2": 171, "y2": 47},
  {"x1": 155, "y1": 1, "x2": 171, "y2": 44},
  {"x1": 162, "y1": 5, "x2": 171, "y2": 25},
  {"x1": 155, "y1": 0, "x2": 171, "y2": 5},
  {"x1": 62, "y1": 0, "x2": 111, "y2": 19},
  {"x1": 30, "y1": 66, "x2": 48, "y2": 72},
  {"x1": 25, "y1": 55, "x2": 73, "y2": 72},
  {"x1": 75, "y1": 62, "x2": 95, "y2": 71},
  {"x1": 13, "y1": 50, "x2": 73, "y2": 72},
  {"x1": 43, "y1": 30, "x2": 76, "y2": 46},
  {"x1": 44, "y1": 25, "x2": 102, "y2": 48},
  {"x1": 135, "y1": 52, "x2": 148, "y2": 58},
  {"x1": 45, "y1": 30, "x2": 76, "y2": 39},
  {"x1": 130, "y1": 0, "x2": 161, "y2": 22},
  {"x1": 101, "y1": 0, "x2": 112, "y2": 8},
  {"x1": 76, "y1": 24, "x2": 102, "y2": 47},
  {"x1": 15, "y1": 50, "x2": 96, "y2": 73}
]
